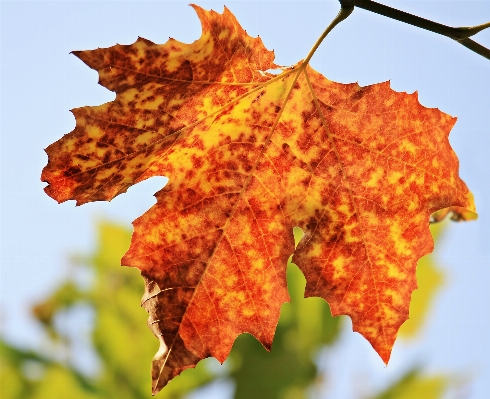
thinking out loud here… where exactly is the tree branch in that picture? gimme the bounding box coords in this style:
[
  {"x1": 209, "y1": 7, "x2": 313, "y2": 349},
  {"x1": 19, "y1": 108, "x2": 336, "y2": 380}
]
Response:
[{"x1": 339, "y1": 0, "x2": 490, "y2": 61}]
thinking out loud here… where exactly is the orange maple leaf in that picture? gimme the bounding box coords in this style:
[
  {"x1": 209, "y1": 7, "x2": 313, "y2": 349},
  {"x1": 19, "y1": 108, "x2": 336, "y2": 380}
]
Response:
[{"x1": 41, "y1": 5, "x2": 476, "y2": 394}]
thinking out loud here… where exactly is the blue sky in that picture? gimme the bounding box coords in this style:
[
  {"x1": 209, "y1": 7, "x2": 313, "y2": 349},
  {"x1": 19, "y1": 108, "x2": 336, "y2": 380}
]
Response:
[{"x1": 1, "y1": 1, "x2": 490, "y2": 398}]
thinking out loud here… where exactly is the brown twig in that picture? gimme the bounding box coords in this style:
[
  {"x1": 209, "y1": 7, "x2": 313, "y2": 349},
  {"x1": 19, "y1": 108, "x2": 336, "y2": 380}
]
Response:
[{"x1": 339, "y1": 0, "x2": 490, "y2": 60}]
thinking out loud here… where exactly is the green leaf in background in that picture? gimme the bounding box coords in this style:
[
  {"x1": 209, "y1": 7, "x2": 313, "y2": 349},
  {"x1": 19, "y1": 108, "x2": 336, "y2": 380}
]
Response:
[{"x1": 370, "y1": 369, "x2": 446, "y2": 399}]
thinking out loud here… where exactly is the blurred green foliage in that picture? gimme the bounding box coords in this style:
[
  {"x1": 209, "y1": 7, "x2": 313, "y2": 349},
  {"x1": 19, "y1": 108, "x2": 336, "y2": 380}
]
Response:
[
  {"x1": 370, "y1": 369, "x2": 447, "y2": 399},
  {"x1": 1, "y1": 221, "x2": 451, "y2": 398}
]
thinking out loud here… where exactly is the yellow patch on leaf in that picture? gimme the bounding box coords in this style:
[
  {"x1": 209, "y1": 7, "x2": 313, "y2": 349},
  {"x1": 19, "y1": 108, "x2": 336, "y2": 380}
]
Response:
[{"x1": 41, "y1": 5, "x2": 476, "y2": 394}]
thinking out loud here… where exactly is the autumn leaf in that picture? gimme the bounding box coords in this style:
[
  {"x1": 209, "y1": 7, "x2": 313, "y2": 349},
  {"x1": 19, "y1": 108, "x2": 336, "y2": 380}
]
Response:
[{"x1": 41, "y1": 5, "x2": 476, "y2": 394}]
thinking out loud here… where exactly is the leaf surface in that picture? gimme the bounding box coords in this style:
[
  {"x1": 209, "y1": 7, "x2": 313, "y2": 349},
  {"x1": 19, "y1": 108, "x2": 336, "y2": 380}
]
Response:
[{"x1": 41, "y1": 5, "x2": 476, "y2": 394}]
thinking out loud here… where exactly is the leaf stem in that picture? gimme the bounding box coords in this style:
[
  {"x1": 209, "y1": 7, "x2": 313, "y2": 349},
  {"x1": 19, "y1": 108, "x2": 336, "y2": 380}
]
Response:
[
  {"x1": 302, "y1": 5, "x2": 354, "y2": 66},
  {"x1": 342, "y1": 0, "x2": 490, "y2": 61}
]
